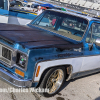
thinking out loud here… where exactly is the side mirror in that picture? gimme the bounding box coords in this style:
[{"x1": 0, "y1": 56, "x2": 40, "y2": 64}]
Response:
[{"x1": 95, "y1": 38, "x2": 100, "y2": 47}]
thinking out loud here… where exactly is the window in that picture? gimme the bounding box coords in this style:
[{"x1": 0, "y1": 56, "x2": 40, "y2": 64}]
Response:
[
  {"x1": 86, "y1": 26, "x2": 92, "y2": 43},
  {"x1": 86, "y1": 23, "x2": 100, "y2": 43},
  {"x1": 0, "y1": 0, "x2": 4, "y2": 9},
  {"x1": 31, "y1": 11, "x2": 88, "y2": 41},
  {"x1": 34, "y1": 12, "x2": 59, "y2": 28},
  {"x1": 61, "y1": 17, "x2": 87, "y2": 32}
]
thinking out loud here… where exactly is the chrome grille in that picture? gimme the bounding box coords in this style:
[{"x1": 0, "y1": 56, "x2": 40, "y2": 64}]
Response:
[
  {"x1": 2, "y1": 47, "x2": 11, "y2": 61},
  {"x1": 0, "y1": 44, "x2": 13, "y2": 66}
]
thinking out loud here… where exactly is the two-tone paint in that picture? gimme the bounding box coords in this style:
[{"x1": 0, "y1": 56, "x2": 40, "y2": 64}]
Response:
[{"x1": 0, "y1": 9, "x2": 100, "y2": 88}]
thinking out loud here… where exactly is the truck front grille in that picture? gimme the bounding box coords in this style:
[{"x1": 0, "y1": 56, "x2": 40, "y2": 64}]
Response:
[
  {"x1": 2, "y1": 47, "x2": 12, "y2": 61},
  {"x1": 0, "y1": 44, "x2": 13, "y2": 66}
]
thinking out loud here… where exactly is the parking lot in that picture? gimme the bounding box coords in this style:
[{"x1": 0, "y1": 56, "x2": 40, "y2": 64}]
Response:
[
  {"x1": 0, "y1": 0, "x2": 100, "y2": 100},
  {"x1": 0, "y1": 72, "x2": 100, "y2": 100}
]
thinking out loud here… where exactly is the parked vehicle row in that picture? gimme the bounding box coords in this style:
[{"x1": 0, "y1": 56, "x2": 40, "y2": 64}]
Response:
[
  {"x1": 0, "y1": 0, "x2": 37, "y2": 25},
  {"x1": 10, "y1": 1, "x2": 40, "y2": 11}
]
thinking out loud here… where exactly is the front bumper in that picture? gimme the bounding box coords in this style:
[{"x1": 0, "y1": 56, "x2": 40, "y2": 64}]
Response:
[{"x1": 0, "y1": 67, "x2": 32, "y2": 88}]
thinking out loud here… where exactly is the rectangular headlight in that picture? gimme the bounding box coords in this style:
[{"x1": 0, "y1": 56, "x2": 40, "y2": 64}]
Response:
[{"x1": 16, "y1": 52, "x2": 27, "y2": 68}]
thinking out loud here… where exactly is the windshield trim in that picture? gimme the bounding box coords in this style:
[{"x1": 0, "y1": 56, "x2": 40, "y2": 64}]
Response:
[{"x1": 29, "y1": 10, "x2": 89, "y2": 42}]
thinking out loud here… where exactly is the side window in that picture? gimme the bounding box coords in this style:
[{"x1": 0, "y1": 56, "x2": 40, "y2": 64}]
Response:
[
  {"x1": 0, "y1": 0, "x2": 4, "y2": 9},
  {"x1": 86, "y1": 26, "x2": 92, "y2": 43},
  {"x1": 86, "y1": 23, "x2": 100, "y2": 43}
]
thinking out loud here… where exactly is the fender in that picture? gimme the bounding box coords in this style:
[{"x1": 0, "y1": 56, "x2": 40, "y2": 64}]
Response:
[{"x1": 33, "y1": 57, "x2": 83, "y2": 82}]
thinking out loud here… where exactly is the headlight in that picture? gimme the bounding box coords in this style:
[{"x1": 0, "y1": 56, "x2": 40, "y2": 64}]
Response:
[{"x1": 16, "y1": 52, "x2": 27, "y2": 68}]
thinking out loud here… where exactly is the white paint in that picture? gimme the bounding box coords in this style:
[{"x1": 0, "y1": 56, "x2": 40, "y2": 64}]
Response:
[
  {"x1": 34, "y1": 55, "x2": 100, "y2": 82},
  {"x1": 20, "y1": 6, "x2": 33, "y2": 11},
  {"x1": 0, "y1": 15, "x2": 32, "y2": 25},
  {"x1": 34, "y1": 57, "x2": 83, "y2": 82},
  {"x1": 0, "y1": 15, "x2": 8, "y2": 23},
  {"x1": 8, "y1": 16, "x2": 32, "y2": 25},
  {"x1": 80, "y1": 55, "x2": 100, "y2": 71}
]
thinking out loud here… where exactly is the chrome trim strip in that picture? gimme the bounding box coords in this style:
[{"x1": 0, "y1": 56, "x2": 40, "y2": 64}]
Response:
[
  {"x1": 0, "y1": 42, "x2": 15, "y2": 68},
  {"x1": 0, "y1": 44, "x2": 13, "y2": 66},
  {"x1": 71, "y1": 67, "x2": 100, "y2": 79},
  {"x1": 0, "y1": 67, "x2": 32, "y2": 87}
]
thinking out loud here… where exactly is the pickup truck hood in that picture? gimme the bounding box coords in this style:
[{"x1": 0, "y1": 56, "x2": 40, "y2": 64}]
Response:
[{"x1": 0, "y1": 23, "x2": 83, "y2": 49}]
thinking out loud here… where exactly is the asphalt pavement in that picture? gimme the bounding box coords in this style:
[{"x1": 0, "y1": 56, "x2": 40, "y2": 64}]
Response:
[{"x1": 0, "y1": 72, "x2": 100, "y2": 100}]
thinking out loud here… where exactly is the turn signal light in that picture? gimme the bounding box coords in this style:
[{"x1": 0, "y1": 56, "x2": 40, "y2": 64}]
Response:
[
  {"x1": 15, "y1": 68, "x2": 24, "y2": 77},
  {"x1": 36, "y1": 66, "x2": 40, "y2": 77}
]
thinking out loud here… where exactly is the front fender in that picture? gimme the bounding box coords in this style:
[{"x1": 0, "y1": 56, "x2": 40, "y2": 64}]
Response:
[{"x1": 33, "y1": 57, "x2": 83, "y2": 82}]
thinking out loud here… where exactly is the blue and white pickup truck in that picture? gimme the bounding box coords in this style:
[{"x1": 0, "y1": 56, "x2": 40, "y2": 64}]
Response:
[
  {"x1": 0, "y1": 9, "x2": 100, "y2": 97},
  {"x1": 0, "y1": 0, "x2": 36, "y2": 25}
]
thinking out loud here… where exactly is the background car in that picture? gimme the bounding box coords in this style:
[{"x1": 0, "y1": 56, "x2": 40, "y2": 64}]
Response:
[
  {"x1": 10, "y1": 0, "x2": 25, "y2": 7},
  {"x1": 20, "y1": 2, "x2": 40, "y2": 11}
]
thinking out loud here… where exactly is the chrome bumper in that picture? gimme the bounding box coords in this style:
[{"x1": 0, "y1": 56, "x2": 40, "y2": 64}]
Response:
[{"x1": 0, "y1": 67, "x2": 32, "y2": 88}]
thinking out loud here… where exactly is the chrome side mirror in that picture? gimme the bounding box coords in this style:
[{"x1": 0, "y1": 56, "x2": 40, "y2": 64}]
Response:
[{"x1": 95, "y1": 38, "x2": 100, "y2": 47}]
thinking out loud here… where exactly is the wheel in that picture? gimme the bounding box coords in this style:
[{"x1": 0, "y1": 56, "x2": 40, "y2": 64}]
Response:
[{"x1": 39, "y1": 67, "x2": 66, "y2": 97}]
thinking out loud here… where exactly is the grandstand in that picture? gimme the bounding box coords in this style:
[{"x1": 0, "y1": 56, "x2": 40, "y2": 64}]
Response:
[
  {"x1": 82, "y1": 1, "x2": 93, "y2": 8},
  {"x1": 39, "y1": 0, "x2": 100, "y2": 9},
  {"x1": 86, "y1": 0, "x2": 100, "y2": 3},
  {"x1": 32, "y1": 0, "x2": 100, "y2": 17},
  {"x1": 37, "y1": 0, "x2": 100, "y2": 14}
]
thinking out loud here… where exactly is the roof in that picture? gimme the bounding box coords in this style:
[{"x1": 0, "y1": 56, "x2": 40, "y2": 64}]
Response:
[{"x1": 48, "y1": 9, "x2": 100, "y2": 22}]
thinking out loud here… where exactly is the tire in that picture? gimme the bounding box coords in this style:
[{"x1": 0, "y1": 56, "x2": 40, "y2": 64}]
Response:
[{"x1": 39, "y1": 67, "x2": 66, "y2": 97}]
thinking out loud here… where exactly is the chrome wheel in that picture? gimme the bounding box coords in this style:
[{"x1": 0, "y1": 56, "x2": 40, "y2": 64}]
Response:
[{"x1": 46, "y1": 69, "x2": 64, "y2": 94}]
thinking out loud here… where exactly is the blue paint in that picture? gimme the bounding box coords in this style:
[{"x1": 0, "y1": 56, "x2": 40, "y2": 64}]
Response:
[
  {"x1": 1, "y1": 9, "x2": 100, "y2": 87},
  {"x1": 0, "y1": 9, "x2": 9, "y2": 16},
  {"x1": 0, "y1": 8, "x2": 37, "y2": 20},
  {"x1": 14, "y1": 43, "x2": 29, "y2": 54},
  {"x1": 9, "y1": 10, "x2": 36, "y2": 20}
]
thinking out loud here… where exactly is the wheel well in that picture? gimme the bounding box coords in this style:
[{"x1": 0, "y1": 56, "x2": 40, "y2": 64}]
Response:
[{"x1": 36, "y1": 64, "x2": 72, "y2": 88}]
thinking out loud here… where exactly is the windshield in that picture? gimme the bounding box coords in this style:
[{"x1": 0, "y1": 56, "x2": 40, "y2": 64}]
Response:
[{"x1": 30, "y1": 10, "x2": 88, "y2": 41}]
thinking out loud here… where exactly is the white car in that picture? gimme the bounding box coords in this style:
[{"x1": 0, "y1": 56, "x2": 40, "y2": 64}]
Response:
[{"x1": 20, "y1": 2, "x2": 39, "y2": 11}]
